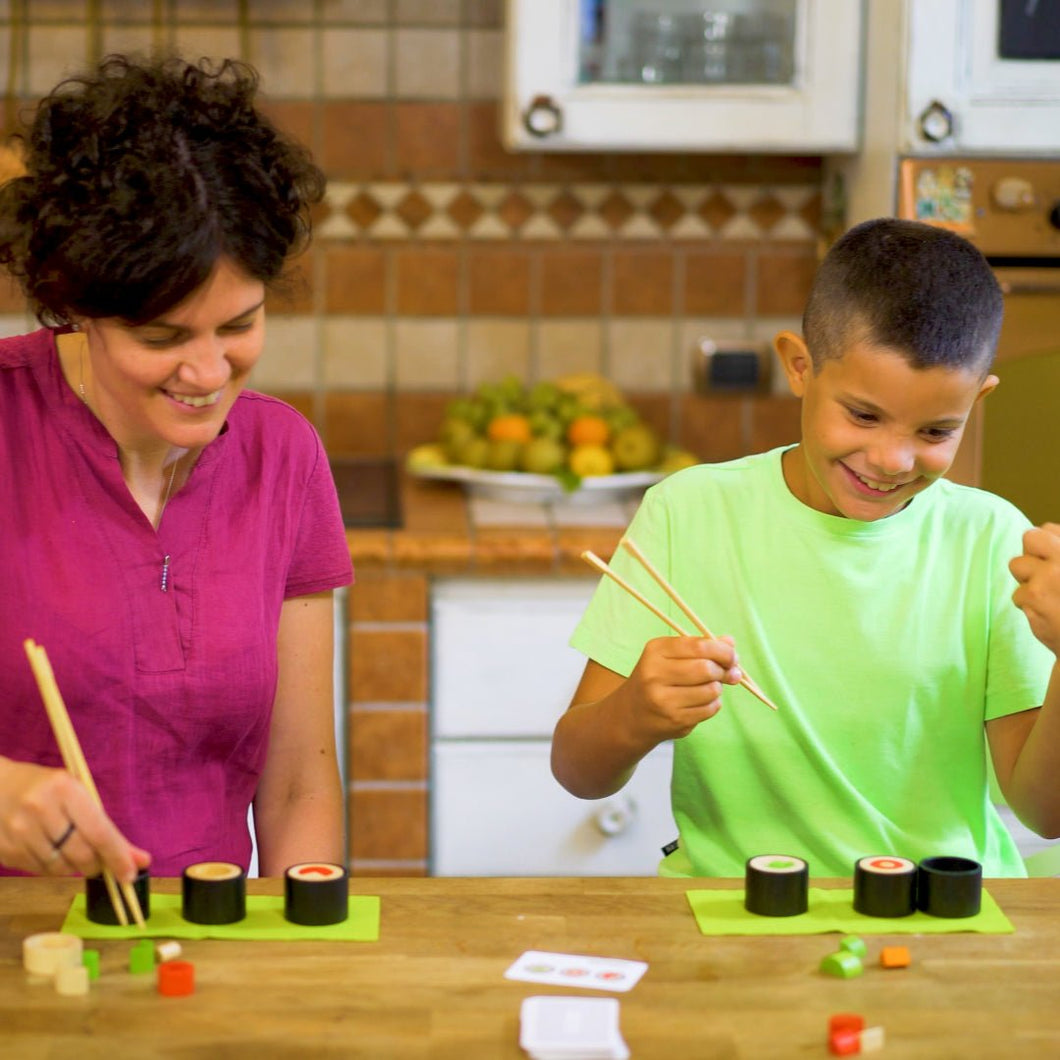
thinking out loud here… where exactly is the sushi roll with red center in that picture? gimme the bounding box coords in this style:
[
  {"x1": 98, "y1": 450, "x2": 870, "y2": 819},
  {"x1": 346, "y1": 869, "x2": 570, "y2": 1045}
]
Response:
[{"x1": 284, "y1": 862, "x2": 349, "y2": 926}]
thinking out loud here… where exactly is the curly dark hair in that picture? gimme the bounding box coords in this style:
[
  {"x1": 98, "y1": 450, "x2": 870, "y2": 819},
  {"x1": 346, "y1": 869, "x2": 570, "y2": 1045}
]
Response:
[{"x1": 0, "y1": 54, "x2": 325, "y2": 325}]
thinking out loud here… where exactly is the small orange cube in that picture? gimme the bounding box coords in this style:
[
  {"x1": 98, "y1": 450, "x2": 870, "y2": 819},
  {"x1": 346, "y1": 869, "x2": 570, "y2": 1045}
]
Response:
[{"x1": 879, "y1": 945, "x2": 911, "y2": 969}]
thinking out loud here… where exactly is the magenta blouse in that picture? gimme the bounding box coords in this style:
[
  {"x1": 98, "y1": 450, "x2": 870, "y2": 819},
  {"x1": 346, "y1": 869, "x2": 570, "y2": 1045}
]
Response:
[{"x1": 0, "y1": 329, "x2": 353, "y2": 875}]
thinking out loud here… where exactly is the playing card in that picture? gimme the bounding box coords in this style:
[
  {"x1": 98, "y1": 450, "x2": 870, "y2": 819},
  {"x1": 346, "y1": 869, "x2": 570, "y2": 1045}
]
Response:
[{"x1": 505, "y1": 950, "x2": 648, "y2": 993}]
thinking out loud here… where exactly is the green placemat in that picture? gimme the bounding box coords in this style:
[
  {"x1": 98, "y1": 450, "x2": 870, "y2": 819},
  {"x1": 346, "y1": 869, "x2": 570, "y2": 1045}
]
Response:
[
  {"x1": 61, "y1": 892, "x2": 381, "y2": 941},
  {"x1": 687, "y1": 887, "x2": 1013, "y2": 935}
]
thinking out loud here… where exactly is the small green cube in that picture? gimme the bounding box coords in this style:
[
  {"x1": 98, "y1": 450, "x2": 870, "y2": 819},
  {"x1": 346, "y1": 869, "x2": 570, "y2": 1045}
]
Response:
[
  {"x1": 128, "y1": 938, "x2": 155, "y2": 975},
  {"x1": 81, "y1": 949, "x2": 100, "y2": 980}
]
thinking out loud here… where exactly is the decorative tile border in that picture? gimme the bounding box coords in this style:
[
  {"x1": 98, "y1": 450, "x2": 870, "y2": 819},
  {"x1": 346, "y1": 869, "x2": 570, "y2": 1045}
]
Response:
[{"x1": 318, "y1": 181, "x2": 820, "y2": 241}]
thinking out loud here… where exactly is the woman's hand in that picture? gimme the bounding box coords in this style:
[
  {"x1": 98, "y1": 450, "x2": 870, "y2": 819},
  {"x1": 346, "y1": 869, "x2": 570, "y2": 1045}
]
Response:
[
  {"x1": 0, "y1": 757, "x2": 150, "y2": 881},
  {"x1": 1011, "y1": 523, "x2": 1060, "y2": 656}
]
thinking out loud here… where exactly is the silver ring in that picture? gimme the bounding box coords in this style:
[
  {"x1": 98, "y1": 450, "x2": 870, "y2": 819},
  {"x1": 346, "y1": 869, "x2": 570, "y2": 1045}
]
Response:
[{"x1": 51, "y1": 821, "x2": 76, "y2": 851}]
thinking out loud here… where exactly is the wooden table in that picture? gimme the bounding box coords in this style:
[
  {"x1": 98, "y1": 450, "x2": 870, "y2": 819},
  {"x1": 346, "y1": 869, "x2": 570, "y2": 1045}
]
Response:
[{"x1": 3, "y1": 875, "x2": 1060, "y2": 1058}]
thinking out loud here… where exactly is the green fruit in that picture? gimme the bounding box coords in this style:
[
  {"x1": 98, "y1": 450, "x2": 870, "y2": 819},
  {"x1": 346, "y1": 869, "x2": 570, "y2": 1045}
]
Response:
[
  {"x1": 521, "y1": 436, "x2": 567, "y2": 475},
  {"x1": 528, "y1": 381, "x2": 560, "y2": 411},
  {"x1": 406, "y1": 443, "x2": 448, "y2": 470},
  {"x1": 440, "y1": 418, "x2": 477, "y2": 462},
  {"x1": 529, "y1": 410, "x2": 563, "y2": 440},
  {"x1": 611, "y1": 423, "x2": 661, "y2": 471},
  {"x1": 486, "y1": 439, "x2": 523, "y2": 472},
  {"x1": 459, "y1": 436, "x2": 491, "y2": 469},
  {"x1": 605, "y1": 404, "x2": 639, "y2": 431}
]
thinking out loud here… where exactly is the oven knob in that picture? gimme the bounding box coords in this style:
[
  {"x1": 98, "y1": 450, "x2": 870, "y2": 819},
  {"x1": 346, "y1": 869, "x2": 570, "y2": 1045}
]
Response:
[{"x1": 992, "y1": 177, "x2": 1036, "y2": 212}]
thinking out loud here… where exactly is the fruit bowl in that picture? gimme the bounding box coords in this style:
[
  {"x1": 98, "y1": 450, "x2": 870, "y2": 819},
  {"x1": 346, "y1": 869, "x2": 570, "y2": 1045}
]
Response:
[{"x1": 408, "y1": 464, "x2": 664, "y2": 505}]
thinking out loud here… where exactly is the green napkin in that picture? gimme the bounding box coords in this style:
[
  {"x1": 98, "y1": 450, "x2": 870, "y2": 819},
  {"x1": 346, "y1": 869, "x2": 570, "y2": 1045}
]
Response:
[
  {"x1": 687, "y1": 886, "x2": 1013, "y2": 935},
  {"x1": 61, "y1": 892, "x2": 380, "y2": 941}
]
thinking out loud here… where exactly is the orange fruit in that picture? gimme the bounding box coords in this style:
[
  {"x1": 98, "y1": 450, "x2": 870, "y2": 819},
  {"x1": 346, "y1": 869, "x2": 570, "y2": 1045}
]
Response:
[
  {"x1": 486, "y1": 413, "x2": 532, "y2": 444},
  {"x1": 567, "y1": 414, "x2": 611, "y2": 447}
]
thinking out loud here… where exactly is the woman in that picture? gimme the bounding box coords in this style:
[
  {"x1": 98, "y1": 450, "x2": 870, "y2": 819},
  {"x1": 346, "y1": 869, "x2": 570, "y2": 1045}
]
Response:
[{"x1": 0, "y1": 55, "x2": 353, "y2": 880}]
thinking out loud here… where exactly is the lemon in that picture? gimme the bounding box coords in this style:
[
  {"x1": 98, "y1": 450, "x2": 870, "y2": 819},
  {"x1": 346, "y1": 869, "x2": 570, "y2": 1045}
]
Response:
[
  {"x1": 406, "y1": 443, "x2": 448, "y2": 470},
  {"x1": 569, "y1": 443, "x2": 615, "y2": 478}
]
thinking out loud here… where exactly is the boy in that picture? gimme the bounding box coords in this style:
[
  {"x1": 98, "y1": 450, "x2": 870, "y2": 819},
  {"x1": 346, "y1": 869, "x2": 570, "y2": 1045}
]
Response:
[{"x1": 553, "y1": 218, "x2": 1056, "y2": 878}]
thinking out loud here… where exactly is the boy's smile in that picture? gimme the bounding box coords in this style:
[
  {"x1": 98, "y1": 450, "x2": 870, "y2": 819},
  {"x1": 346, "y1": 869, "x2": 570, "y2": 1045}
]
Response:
[{"x1": 774, "y1": 332, "x2": 999, "y2": 521}]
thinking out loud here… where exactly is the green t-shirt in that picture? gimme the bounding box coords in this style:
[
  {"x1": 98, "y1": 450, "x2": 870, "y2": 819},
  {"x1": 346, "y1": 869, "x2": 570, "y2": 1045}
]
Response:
[{"x1": 569, "y1": 446, "x2": 1054, "y2": 878}]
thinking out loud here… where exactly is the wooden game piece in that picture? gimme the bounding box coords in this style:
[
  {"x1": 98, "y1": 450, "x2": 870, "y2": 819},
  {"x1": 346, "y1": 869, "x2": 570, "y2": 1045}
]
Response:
[
  {"x1": 853, "y1": 855, "x2": 917, "y2": 917},
  {"x1": 744, "y1": 854, "x2": 809, "y2": 916},
  {"x1": 23, "y1": 932, "x2": 83, "y2": 977},
  {"x1": 158, "y1": 959, "x2": 195, "y2": 997},
  {"x1": 916, "y1": 856, "x2": 982, "y2": 917},
  {"x1": 879, "y1": 944, "x2": 911, "y2": 969},
  {"x1": 182, "y1": 862, "x2": 247, "y2": 925},
  {"x1": 284, "y1": 862, "x2": 349, "y2": 925},
  {"x1": 55, "y1": 964, "x2": 90, "y2": 996}
]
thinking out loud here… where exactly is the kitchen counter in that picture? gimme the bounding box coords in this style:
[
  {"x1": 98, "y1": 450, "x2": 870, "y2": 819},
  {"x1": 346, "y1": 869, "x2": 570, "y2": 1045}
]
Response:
[{"x1": 5, "y1": 875, "x2": 1060, "y2": 1057}]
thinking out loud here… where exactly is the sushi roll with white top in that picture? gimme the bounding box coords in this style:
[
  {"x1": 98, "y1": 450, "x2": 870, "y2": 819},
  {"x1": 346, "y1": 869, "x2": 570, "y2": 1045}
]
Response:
[{"x1": 182, "y1": 862, "x2": 247, "y2": 924}]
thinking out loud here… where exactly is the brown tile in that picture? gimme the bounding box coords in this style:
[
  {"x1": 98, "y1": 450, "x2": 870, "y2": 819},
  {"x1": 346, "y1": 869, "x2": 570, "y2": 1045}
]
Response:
[
  {"x1": 473, "y1": 530, "x2": 556, "y2": 572},
  {"x1": 257, "y1": 100, "x2": 315, "y2": 153},
  {"x1": 626, "y1": 392, "x2": 672, "y2": 442},
  {"x1": 263, "y1": 390, "x2": 316, "y2": 425},
  {"x1": 349, "y1": 530, "x2": 394, "y2": 569},
  {"x1": 0, "y1": 271, "x2": 27, "y2": 313},
  {"x1": 350, "y1": 863, "x2": 428, "y2": 877},
  {"x1": 394, "y1": 393, "x2": 452, "y2": 450},
  {"x1": 394, "y1": 102, "x2": 461, "y2": 177},
  {"x1": 541, "y1": 248, "x2": 604, "y2": 315},
  {"x1": 755, "y1": 248, "x2": 818, "y2": 316},
  {"x1": 392, "y1": 531, "x2": 473, "y2": 571},
  {"x1": 554, "y1": 531, "x2": 623, "y2": 573},
  {"x1": 685, "y1": 251, "x2": 749, "y2": 315},
  {"x1": 349, "y1": 709, "x2": 427, "y2": 781},
  {"x1": 612, "y1": 250, "x2": 674, "y2": 315},
  {"x1": 395, "y1": 247, "x2": 460, "y2": 315},
  {"x1": 748, "y1": 194, "x2": 787, "y2": 234},
  {"x1": 748, "y1": 394, "x2": 802, "y2": 452},
  {"x1": 350, "y1": 571, "x2": 428, "y2": 622},
  {"x1": 466, "y1": 101, "x2": 536, "y2": 180},
  {"x1": 678, "y1": 394, "x2": 746, "y2": 463},
  {"x1": 467, "y1": 247, "x2": 531, "y2": 314},
  {"x1": 320, "y1": 101, "x2": 390, "y2": 179},
  {"x1": 349, "y1": 788, "x2": 427, "y2": 860},
  {"x1": 324, "y1": 245, "x2": 387, "y2": 313},
  {"x1": 349, "y1": 629, "x2": 427, "y2": 700},
  {"x1": 323, "y1": 391, "x2": 392, "y2": 456},
  {"x1": 268, "y1": 250, "x2": 316, "y2": 315}
]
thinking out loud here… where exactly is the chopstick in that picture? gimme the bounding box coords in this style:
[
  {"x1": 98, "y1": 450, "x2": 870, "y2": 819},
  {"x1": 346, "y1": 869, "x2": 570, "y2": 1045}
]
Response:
[
  {"x1": 580, "y1": 546, "x2": 779, "y2": 712},
  {"x1": 22, "y1": 639, "x2": 146, "y2": 928}
]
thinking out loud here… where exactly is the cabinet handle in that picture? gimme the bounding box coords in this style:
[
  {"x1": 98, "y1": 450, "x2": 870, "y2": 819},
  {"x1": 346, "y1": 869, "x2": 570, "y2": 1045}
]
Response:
[
  {"x1": 523, "y1": 94, "x2": 563, "y2": 139},
  {"x1": 917, "y1": 100, "x2": 954, "y2": 144},
  {"x1": 594, "y1": 795, "x2": 637, "y2": 837}
]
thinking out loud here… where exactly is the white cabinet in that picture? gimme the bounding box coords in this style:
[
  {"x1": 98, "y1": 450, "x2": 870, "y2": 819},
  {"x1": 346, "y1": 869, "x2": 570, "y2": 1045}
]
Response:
[
  {"x1": 430, "y1": 578, "x2": 676, "y2": 876},
  {"x1": 503, "y1": 0, "x2": 864, "y2": 152},
  {"x1": 904, "y1": 0, "x2": 1060, "y2": 155}
]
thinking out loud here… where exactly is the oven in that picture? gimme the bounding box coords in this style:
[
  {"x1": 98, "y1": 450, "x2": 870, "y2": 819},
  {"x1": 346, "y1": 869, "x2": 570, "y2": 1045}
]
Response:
[{"x1": 898, "y1": 158, "x2": 1060, "y2": 526}]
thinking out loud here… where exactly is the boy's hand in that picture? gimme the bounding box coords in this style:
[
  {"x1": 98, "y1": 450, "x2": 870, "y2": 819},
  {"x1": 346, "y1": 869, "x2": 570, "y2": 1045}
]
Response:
[
  {"x1": 1011, "y1": 523, "x2": 1060, "y2": 656},
  {"x1": 623, "y1": 634, "x2": 743, "y2": 742}
]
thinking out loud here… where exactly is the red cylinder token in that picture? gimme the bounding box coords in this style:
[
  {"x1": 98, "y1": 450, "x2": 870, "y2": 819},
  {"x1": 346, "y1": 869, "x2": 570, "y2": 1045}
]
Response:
[
  {"x1": 158, "y1": 959, "x2": 195, "y2": 997},
  {"x1": 828, "y1": 1013, "x2": 865, "y2": 1036}
]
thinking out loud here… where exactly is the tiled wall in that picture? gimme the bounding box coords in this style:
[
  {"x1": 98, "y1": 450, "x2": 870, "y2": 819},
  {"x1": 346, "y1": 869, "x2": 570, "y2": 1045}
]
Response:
[{"x1": 0, "y1": 0, "x2": 820, "y2": 458}]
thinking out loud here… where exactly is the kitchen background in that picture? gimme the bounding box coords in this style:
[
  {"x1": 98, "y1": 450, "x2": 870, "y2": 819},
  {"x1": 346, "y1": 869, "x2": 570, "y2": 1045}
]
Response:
[{"x1": 0, "y1": 0, "x2": 819, "y2": 876}]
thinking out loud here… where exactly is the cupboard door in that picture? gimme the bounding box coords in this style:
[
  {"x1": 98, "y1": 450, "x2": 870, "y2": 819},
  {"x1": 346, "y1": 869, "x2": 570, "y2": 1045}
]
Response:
[
  {"x1": 431, "y1": 741, "x2": 675, "y2": 876},
  {"x1": 431, "y1": 578, "x2": 597, "y2": 739},
  {"x1": 504, "y1": 0, "x2": 863, "y2": 152}
]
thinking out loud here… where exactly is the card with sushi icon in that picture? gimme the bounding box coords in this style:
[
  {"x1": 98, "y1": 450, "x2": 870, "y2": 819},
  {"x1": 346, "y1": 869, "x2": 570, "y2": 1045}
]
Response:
[{"x1": 504, "y1": 950, "x2": 647, "y2": 993}]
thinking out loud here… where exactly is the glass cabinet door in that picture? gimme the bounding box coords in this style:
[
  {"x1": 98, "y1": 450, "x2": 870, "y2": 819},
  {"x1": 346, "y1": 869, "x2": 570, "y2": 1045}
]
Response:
[
  {"x1": 577, "y1": 0, "x2": 797, "y2": 87},
  {"x1": 504, "y1": 0, "x2": 863, "y2": 153}
]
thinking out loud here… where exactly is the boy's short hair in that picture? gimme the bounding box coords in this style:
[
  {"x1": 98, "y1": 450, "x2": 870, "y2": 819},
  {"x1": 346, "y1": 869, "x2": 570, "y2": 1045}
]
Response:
[{"x1": 802, "y1": 217, "x2": 1003, "y2": 375}]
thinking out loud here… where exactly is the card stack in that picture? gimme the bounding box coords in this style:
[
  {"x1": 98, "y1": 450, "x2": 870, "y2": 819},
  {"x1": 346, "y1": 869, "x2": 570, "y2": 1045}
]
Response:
[{"x1": 519, "y1": 996, "x2": 630, "y2": 1060}]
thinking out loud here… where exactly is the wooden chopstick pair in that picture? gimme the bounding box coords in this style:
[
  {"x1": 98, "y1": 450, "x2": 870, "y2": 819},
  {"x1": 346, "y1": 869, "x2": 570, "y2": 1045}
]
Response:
[
  {"x1": 23, "y1": 639, "x2": 146, "y2": 928},
  {"x1": 581, "y1": 538, "x2": 779, "y2": 712}
]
